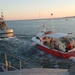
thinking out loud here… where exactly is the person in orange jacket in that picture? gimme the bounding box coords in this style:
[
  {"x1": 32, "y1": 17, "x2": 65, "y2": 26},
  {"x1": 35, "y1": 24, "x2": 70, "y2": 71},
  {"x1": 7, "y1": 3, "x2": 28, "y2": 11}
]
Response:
[{"x1": 66, "y1": 42, "x2": 73, "y2": 52}]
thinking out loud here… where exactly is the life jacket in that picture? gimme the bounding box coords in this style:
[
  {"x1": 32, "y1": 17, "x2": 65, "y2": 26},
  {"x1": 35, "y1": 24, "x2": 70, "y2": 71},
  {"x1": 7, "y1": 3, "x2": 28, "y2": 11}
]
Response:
[{"x1": 67, "y1": 42, "x2": 73, "y2": 50}]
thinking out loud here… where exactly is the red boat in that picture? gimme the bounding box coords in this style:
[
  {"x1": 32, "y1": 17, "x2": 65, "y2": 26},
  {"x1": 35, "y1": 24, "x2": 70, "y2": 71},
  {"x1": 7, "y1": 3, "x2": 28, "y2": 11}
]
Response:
[{"x1": 32, "y1": 31, "x2": 75, "y2": 59}]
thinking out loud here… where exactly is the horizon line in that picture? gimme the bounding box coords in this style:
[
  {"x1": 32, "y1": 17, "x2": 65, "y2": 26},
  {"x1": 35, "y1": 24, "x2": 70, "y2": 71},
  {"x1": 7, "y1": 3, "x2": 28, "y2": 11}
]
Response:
[{"x1": 5, "y1": 16, "x2": 75, "y2": 21}]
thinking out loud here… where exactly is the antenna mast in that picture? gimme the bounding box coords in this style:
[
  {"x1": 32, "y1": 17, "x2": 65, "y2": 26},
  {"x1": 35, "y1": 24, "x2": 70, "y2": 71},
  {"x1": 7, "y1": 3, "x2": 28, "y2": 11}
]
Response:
[
  {"x1": 1, "y1": 9, "x2": 4, "y2": 20},
  {"x1": 43, "y1": 24, "x2": 46, "y2": 32}
]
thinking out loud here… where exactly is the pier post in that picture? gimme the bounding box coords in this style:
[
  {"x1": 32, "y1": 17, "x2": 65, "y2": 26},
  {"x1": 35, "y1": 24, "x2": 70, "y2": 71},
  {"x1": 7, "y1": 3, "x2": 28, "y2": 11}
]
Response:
[
  {"x1": 5, "y1": 53, "x2": 8, "y2": 71},
  {"x1": 9, "y1": 62, "x2": 11, "y2": 67}
]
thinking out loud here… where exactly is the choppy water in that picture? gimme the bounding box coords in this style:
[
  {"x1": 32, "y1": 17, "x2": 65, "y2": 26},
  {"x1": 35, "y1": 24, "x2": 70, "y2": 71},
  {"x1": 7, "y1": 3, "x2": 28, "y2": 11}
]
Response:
[{"x1": 0, "y1": 18, "x2": 75, "y2": 69}]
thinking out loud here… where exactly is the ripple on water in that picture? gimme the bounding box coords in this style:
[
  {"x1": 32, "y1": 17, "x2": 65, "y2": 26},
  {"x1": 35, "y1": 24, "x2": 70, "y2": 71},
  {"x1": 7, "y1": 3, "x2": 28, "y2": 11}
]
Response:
[{"x1": 0, "y1": 37, "x2": 74, "y2": 69}]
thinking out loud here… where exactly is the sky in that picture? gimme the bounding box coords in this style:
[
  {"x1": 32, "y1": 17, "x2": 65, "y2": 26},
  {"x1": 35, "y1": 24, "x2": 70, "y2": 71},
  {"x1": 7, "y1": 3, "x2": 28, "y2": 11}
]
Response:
[{"x1": 0, "y1": 0, "x2": 75, "y2": 20}]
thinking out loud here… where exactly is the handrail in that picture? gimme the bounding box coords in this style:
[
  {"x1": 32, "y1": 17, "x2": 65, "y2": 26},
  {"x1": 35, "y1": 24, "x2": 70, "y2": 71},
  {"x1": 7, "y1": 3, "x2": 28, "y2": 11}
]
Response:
[{"x1": 0, "y1": 51, "x2": 27, "y2": 71}]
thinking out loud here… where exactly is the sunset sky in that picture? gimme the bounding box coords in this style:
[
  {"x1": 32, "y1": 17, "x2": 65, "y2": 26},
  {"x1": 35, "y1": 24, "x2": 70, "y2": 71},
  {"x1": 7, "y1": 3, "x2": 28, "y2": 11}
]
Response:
[{"x1": 0, "y1": 0, "x2": 75, "y2": 20}]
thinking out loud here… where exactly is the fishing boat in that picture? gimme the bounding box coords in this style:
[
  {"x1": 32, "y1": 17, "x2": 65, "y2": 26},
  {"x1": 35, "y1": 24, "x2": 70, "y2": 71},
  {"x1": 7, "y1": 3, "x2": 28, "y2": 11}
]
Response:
[
  {"x1": 32, "y1": 26, "x2": 75, "y2": 59},
  {"x1": 0, "y1": 10, "x2": 14, "y2": 38}
]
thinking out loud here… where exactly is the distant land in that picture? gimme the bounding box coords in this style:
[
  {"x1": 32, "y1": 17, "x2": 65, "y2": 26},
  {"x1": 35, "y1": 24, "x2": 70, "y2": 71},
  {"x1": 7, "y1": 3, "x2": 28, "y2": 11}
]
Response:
[
  {"x1": 63, "y1": 16, "x2": 75, "y2": 18},
  {"x1": 6, "y1": 16, "x2": 75, "y2": 21}
]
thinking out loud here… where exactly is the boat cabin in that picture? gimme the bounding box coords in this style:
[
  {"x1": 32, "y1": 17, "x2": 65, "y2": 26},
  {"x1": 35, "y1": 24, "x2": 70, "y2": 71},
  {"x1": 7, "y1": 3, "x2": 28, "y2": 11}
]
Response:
[
  {"x1": 0, "y1": 20, "x2": 7, "y2": 30},
  {"x1": 39, "y1": 33, "x2": 75, "y2": 52}
]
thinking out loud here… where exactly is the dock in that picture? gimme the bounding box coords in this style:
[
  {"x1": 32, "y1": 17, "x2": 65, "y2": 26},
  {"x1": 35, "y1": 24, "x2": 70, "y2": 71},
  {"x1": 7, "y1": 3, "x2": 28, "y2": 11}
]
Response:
[
  {"x1": 0, "y1": 51, "x2": 75, "y2": 75},
  {"x1": 0, "y1": 68, "x2": 69, "y2": 75}
]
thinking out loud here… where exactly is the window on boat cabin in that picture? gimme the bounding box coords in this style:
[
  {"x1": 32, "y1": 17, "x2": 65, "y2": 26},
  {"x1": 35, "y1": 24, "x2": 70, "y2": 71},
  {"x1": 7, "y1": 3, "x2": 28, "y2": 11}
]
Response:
[
  {"x1": 60, "y1": 37, "x2": 69, "y2": 46},
  {"x1": 60, "y1": 36, "x2": 75, "y2": 46},
  {"x1": 43, "y1": 37, "x2": 51, "y2": 46},
  {"x1": 36, "y1": 36, "x2": 40, "y2": 40},
  {"x1": 41, "y1": 36, "x2": 51, "y2": 45}
]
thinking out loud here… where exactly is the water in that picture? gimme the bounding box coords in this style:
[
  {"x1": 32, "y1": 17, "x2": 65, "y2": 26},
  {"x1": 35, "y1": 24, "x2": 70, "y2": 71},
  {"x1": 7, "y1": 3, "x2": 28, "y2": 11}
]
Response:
[{"x1": 0, "y1": 18, "x2": 75, "y2": 69}]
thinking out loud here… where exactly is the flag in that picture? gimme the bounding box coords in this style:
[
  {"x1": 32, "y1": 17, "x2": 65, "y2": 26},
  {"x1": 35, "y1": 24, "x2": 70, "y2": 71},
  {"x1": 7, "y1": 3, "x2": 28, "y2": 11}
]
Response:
[{"x1": 51, "y1": 13, "x2": 53, "y2": 16}]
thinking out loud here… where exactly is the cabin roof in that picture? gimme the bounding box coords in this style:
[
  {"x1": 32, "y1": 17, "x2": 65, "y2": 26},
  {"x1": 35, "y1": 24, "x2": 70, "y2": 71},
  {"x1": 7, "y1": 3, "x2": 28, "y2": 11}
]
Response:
[{"x1": 45, "y1": 33, "x2": 68, "y2": 38}]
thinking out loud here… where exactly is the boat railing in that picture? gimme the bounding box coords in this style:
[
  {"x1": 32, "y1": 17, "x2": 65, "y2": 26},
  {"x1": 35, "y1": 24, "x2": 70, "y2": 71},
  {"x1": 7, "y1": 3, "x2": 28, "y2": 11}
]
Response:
[{"x1": 0, "y1": 51, "x2": 27, "y2": 72}]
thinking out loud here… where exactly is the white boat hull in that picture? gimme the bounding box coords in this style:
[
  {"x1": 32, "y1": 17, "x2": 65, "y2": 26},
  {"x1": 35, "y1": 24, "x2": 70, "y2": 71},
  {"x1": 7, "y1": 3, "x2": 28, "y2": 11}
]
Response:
[{"x1": 0, "y1": 29, "x2": 14, "y2": 38}]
